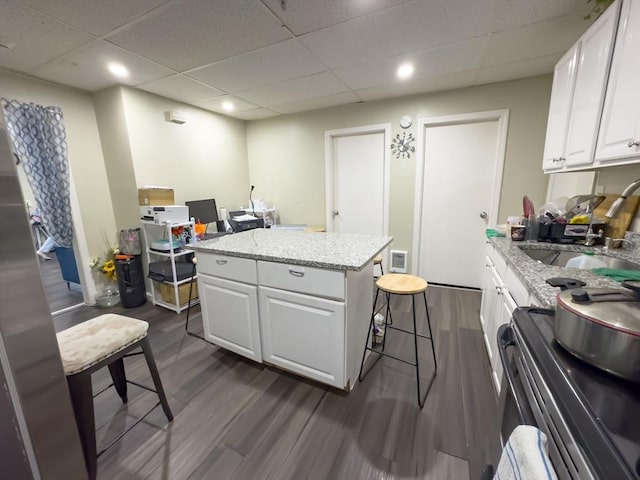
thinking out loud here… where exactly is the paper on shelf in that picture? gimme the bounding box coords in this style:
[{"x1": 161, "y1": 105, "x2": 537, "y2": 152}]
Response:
[{"x1": 232, "y1": 214, "x2": 259, "y2": 221}]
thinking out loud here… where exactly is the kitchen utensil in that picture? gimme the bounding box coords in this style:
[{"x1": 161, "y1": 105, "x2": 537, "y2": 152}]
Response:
[
  {"x1": 522, "y1": 195, "x2": 535, "y2": 218},
  {"x1": 545, "y1": 277, "x2": 587, "y2": 291},
  {"x1": 555, "y1": 283, "x2": 640, "y2": 382},
  {"x1": 564, "y1": 194, "x2": 606, "y2": 221}
]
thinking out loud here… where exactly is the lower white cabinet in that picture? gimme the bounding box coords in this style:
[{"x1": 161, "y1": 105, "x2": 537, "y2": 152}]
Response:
[
  {"x1": 259, "y1": 286, "x2": 345, "y2": 388},
  {"x1": 199, "y1": 273, "x2": 262, "y2": 362}
]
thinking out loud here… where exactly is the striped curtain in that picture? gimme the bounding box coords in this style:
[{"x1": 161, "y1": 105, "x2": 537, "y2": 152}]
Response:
[{"x1": 2, "y1": 99, "x2": 74, "y2": 247}]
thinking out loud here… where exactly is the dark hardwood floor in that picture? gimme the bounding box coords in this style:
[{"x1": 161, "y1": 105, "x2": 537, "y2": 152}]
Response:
[
  {"x1": 53, "y1": 285, "x2": 501, "y2": 480},
  {"x1": 37, "y1": 250, "x2": 84, "y2": 312}
]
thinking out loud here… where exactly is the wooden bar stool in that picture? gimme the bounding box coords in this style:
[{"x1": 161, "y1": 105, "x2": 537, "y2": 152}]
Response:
[
  {"x1": 57, "y1": 314, "x2": 173, "y2": 480},
  {"x1": 358, "y1": 273, "x2": 437, "y2": 408}
]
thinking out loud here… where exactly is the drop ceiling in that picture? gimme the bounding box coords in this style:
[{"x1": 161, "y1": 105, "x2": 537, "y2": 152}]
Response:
[{"x1": 0, "y1": 0, "x2": 595, "y2": 120}]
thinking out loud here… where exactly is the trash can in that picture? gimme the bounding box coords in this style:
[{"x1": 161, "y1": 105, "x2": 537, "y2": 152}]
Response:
[{"x1": 116, "y1": 255, "x2": 146, "y2": 308}]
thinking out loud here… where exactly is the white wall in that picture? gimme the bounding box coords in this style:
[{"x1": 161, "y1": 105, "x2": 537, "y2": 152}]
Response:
[
  {"x1": 119, "y1": 87, "x2": 250, "y2": 215},
  {"x1": 0, "y1": 69, "x2": 116, "y2": 262},
  {"x1": 247, "y1": 75, "x2": 553, "y2": 265}
]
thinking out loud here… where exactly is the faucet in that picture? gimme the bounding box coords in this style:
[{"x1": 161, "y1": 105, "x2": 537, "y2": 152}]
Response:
[
  {"x1": 605, "y1": 178, "x2": 640, "y2": 218},
  {"x1": 604, "y1": 237, "x2": 634, "y2": 250},
  {"x1": 584, "y1": 226, "x2": 603, "y2": 246}
]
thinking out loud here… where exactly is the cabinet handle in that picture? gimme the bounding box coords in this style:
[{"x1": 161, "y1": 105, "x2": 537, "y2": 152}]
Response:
[
  {"x1": 216, "y1": 259, "x2": 228, "y2": 265},
  {"x1": 289, "y1": 270, "x2": 305, "y2": 277},
  {"x1": 496, "y1": 286, "x2": 502, "y2": 295},
  {"x1": 559, "y1": 157, "x2": 565, "y2": 162},
  {"x1": 627, "y1": 140, "x2": 640, "y2": 148}
]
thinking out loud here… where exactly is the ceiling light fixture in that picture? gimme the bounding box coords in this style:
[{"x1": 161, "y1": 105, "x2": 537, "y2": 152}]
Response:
[
  {"x1": 222, "y1": 101, "x2": 235, "y2": 112},
  {"x1": 397, "y1": 63, "x2": 414, "y2": 81},
  {"x1": 107, "y1": 62, "x2": 129, "y2": 78}
]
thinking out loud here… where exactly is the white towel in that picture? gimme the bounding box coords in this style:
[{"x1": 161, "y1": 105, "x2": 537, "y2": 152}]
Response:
[{"x1": 495, "y1": 425, "x2": 558, "y2": 480}]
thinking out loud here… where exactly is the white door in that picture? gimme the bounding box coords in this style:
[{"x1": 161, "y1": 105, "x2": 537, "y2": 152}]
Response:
[
  {"x1": 414, "y1": 112, "x2": 507, "y2": 289},
  {"x1": 258, "y1": 286, "x2": 345, "y2": 388},
  {"x1": 199, "y1": 273, "x2": 262, "y2": 362}
]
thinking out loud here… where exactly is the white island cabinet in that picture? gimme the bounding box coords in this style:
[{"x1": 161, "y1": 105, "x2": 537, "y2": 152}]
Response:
[{"x1": 192, "y1": 229, "x2": 392, "y2": 391}]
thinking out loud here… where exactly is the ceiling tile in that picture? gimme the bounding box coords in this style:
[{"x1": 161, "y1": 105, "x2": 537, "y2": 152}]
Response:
[
  {"x1": 355, "y1": 70, "x2": 477, "y2": 102},
  {"x1": 230, "y1": 108, "x2": 281, "y2": 120},
  {"x1": 491, "y1": 0, "x2": 591, "y2": 32},
  {"x1": 186, "y1": 39, "x2": 327, "y2": 93},
  {"x1": 270, "y1": 91, "x2": 361, "y2": 115},
  {"x1": 138, "y1": 75, "x2": 224, "y2": 103},
  {"x1": 236, "y1": 72, "x2": 349, "y2": 106},
  {"x1": 482, "y1": 14, "x2": 590, "y2": 67},
  {"x1": 32, "y1": 40, "x2": 174, "y2": 91},
  {"x1": 106, "y1": 0, "x2": 292, "y2": 71},
  {"x1": 300, "y1": 0, "x2": 495, "y2": 69},
  {"x1": 0, "y1": 2, "x2": 93, "y2": 72},
  {"x1": 475, "y1": 54, "x2": 560, "y2": 85},
  {"x1": 15, "y1": 0, "x2": 170, "y2": 36},
  {"x1": 333, "y1": 38, "x2": 487, "y2": 90},
  {"x1": 194, "y1": 95, "x2": 258, "y2": 114},
  {"x1": 261, "y1": 0, "x2": 408, "y2": 35}
]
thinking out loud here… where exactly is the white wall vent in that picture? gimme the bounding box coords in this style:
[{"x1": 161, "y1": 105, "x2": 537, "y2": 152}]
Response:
[
  {"x1": 389, "y1": 250, "x2": 407, "y2": 273},
  {"x1": 164, "y1": 110, "x2": 187, "y2": 124}
]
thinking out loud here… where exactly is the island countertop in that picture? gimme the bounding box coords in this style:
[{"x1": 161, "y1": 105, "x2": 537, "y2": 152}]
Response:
[{"x1": 191, "y1": 229, "x2": 393, "y2": 271}]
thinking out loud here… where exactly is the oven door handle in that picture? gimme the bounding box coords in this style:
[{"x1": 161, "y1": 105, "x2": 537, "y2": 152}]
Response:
[{"x1": 498, "y1": 324, "x2": 535, "y2": 426}]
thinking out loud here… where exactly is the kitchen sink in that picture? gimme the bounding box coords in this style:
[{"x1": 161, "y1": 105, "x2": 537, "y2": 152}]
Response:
[{"x1": 518, "y1": 247, "x2": 640, "y2": 270}]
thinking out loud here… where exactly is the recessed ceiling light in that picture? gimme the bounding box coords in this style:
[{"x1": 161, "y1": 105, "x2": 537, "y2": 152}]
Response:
[
  {"x1": 397, "y1": 63, "x2": 414, "y2": 81},
  {"x1": 222, "y1": 101, "x2": 235, "y2": 112},
  {"x1": 107, "y1": 62, "x2": 129, "y2": 78}
]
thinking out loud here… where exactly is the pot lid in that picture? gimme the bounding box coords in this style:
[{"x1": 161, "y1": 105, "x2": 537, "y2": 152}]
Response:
[{"x1": 557, "y1": 288, "x2": 640, "y2": 337}]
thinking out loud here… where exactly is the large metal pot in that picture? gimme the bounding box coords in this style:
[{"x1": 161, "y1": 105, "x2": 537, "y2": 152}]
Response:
[{"x1": 555, "y1": 284, "x2": 640, "y2": 382}]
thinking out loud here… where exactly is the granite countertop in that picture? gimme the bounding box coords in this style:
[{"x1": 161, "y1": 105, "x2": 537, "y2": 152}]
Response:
[
  {"x1": 191, "y1": 229, "x2": 393, "y2": 271},
  {"x1": 489, "y1": 237, "x2": 640, "y2": 308}
]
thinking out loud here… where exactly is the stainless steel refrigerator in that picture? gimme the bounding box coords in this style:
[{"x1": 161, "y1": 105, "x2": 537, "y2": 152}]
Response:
[{"x1": 0, "y1": 121, "x2": 86, "y2": 478}]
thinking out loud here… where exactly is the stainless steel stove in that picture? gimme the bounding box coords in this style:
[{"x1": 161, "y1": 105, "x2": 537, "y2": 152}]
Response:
[{"x1": 499, "y1": 307, "x2": 640, "y2": 480}]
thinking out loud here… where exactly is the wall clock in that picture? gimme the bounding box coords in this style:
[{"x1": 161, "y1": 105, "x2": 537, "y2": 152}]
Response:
[{"x1": 391, "y1": 132, "x2": 415, "y2": 159}]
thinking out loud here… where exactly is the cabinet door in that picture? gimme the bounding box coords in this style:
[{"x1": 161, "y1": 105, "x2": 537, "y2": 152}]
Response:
[
  {"x1": 259, "y1": 286, "x2": 345, "y2": 388},
  {"x1": 564, "y1": 2, "x2": 618, "y2": 167},
  {"x1": 198, "y1": 274, "x2": 262, "y2": 362},
  {"x1": 596, "y1": 0, "x2": 640, "y2": 164},
  {"x1": 481, "y1": 265, "x2": 502, "y2": 363},
  {"x1": 542, "y1": 45, "x2": 580, "y2": 171},
  {"x1": 491, "y1": 289, "x2": 518, "y2": 395}
]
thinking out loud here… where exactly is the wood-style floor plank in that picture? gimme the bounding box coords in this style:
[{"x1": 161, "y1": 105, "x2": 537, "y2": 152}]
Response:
[{"x1": 51, "y1": 285, "x2": 499, "y2": 480}]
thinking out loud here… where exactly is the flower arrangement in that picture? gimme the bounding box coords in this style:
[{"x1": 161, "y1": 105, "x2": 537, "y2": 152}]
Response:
[{"x1": 90, "y1": 235, "x2": 119, "y2": 281}]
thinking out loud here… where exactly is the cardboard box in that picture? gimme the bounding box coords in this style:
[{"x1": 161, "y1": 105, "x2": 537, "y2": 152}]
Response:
[
  {"x1": 138, "y1": 187, "x2": 174, "y2": 206},
  {"x1": 157, "y1": 281, "x2": 198, "y2": 305}
]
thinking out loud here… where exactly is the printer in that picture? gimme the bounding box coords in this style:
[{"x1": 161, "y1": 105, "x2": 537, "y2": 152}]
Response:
[{"x1": 140, "y1": 205, "x2": 189, "y2": 224}]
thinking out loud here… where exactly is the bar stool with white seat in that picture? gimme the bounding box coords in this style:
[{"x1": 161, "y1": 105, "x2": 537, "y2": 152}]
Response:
[
  {"x1": 358, "y1": 273, "x2": 437, "y2": 408},
  {"x1": 57, "y1": 313, "x2": 173, "y2": 480}
]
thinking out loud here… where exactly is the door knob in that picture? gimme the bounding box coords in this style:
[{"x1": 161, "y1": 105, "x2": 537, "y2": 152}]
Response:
[
  {"x1": 480, "y1": 211, "x2": 488, "y2": 219},
  {"x1": 332, "y1": 210, "x2": 339, "y2": 217}
]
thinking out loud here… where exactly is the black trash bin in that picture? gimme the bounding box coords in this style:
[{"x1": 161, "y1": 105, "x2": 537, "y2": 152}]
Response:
[{"x1": 116, "y1": 255, "x2": 146, "y2": 308}]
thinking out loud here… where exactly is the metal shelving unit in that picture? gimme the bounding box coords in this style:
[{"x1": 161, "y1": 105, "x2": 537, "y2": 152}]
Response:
[{"x1": 141, "y1": 220, "x2": 199, "y2": 313}]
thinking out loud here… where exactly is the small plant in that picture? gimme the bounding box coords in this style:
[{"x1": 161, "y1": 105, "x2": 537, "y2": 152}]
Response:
[
  {"x1": 585, "y1": 0, "x2": 614, "y2": 20},
  {"x1": 90, "y1": 233, "x2": 119, "y2": 281}
]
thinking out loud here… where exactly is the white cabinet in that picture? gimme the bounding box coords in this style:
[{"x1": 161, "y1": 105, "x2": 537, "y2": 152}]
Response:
[
  {"x1": 542, "y1": 2, "x2": 619, "y2": 172},
  {"x1": 259, "y1": 286, "x2": 345, "y2": 388},
  {"x1": 543, "y1": 46, "x2": 579, "y2": 171},
  {"x1": 596, "y1": 0, "x2": 640, "y2": 165},
  {"x1": 480, "y1": 244, "x2": 525, "y2": 395},
  {"x1": 199, "y1": 273, "x2": 262, "y2": 362}
]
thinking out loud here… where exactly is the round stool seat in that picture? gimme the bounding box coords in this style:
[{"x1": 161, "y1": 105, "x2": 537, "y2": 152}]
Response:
[
  {"x1": 57, "y1": 314, "x2": 149, "y2": 375},
  {"x1": 373, "y1": 254, "x2": 382, "y2": 265},
  {"x1": 376, "y1": 273, "x2": 427, "y2": 295}
]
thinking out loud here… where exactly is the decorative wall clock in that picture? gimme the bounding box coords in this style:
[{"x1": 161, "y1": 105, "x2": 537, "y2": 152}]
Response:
[{"x1": 391, "y1": 132, "x2": 415, "y2": 159}]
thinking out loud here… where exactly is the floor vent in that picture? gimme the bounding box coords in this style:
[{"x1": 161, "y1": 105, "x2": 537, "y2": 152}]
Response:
[{"x1": 389, "y1": 250, "x2": 407, "y2": 273}]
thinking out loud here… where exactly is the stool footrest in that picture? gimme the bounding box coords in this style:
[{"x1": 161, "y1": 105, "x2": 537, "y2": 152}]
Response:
[
  {"x1": 386, "y1": 324, "x2": 432, "y2": 340},
  {"x1": 362, "y1": 347, "x2": 419, "y2": 368}
]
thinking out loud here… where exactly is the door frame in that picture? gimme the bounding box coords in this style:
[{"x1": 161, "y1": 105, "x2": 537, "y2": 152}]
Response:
[
  {"x1": 324, "y1": 123, "x2": 391, "y2": 237},
  {"x1": 411, "y1": 110, "x2": 509, "y2": 275}
]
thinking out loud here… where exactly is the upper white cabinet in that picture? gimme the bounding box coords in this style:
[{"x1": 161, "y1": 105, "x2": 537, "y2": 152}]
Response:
[
  {"x1": 543, "y1": 2, "x2": 620, "y2": 173},
  {"x1": 542, "y1": 46, "x2": 579, "y2": 171},
  {"x1": 595, "y1": 0, "x2": 640, "y2": 165}
]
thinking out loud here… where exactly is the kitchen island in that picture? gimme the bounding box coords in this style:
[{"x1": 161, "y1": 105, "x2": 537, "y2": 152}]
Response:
[{"x1": 191, "y1": 229, "x2": 393, "y2": 390}]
